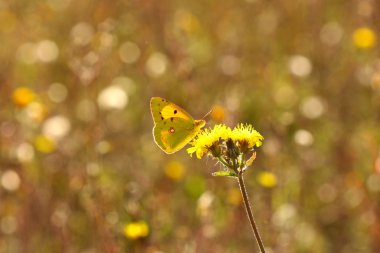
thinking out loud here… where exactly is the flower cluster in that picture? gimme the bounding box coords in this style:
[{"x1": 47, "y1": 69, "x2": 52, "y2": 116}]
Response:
[{"x1": 187, "y1": 124, "x2": 263, "y2": 176}]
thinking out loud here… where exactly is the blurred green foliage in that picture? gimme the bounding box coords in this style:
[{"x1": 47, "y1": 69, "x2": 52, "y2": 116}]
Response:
[{"x1": 0, "y1": 0, "x2": 380, "y2": 252}]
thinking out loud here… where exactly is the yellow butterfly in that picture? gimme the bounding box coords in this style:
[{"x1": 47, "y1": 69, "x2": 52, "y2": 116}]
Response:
[{"x1": 150, "y1": 97, "x2": 206, "y2": 154}]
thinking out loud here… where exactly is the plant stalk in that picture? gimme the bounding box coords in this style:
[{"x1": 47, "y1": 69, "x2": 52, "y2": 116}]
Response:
[{"x1": 237, "y1": 173, "x2": 266, "y2": 253}]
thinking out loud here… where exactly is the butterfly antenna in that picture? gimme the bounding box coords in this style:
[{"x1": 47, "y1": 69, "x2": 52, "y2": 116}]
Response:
[{"x1": 202, "y1": 109, "x2": 213, "y2": 120}]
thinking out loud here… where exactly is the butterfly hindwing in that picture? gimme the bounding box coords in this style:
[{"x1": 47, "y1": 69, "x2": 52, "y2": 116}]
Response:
[{"x1": 153, "y1": 117, "x2": 200, "y2": 153}]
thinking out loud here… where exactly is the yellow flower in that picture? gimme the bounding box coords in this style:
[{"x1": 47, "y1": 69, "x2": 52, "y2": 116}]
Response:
[
  {"x1": 164, "y1": 160, "x2": 185, "y2": 181},
  {"x1": 227, "y1": 187, "x2": 242, "y2": 205},
  {"x1": 187, "y1": 123, "x2": 263, "y2": 173},
  {"x1": 175, "y1": 9, "x2": 201, "y2": 34},
  {"x1": 12, "y1": 87, "x2": 36, "y2": 107},
  {"x1": 123, "y1": 221, "x2": 149, "y2": 240},
  {"x1": 211, "y1": 105, "x2": 226, "y2": 122},
  {"x1": 352, "y1": 27, "x2": 376, "y2": 49},
  {"x1": 257, "y1": 171, "x2": 277, "y2": 188},
  {"x1": 231, "y1": 124, "x2": 264, "y2": 151},
  {"x1": 187, "y1": 124, "x2": 231, "y2": 159},
  {"x1": 34, "y1": 135, "x2": 56, "y2": 153},
  {"x1": 25, "y1": 102, "x2": 48, "y2": 123}
]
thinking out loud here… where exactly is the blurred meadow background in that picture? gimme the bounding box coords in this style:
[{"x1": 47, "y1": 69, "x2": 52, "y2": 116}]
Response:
[{"x1": 1, "y1": 0, "x2": 380, "y2": 252}]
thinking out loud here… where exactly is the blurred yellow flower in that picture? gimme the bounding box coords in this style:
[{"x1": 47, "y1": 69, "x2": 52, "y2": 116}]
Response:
[
  {"x1": 164, "y1": 160, "x2": 185, "y2": 181},
  {"x1": 257, "y1": 171, "x2": 277, "y2": 188},
  {"x1": 227, "y1": 187, "x2": 242, "y2": 205},
  {"x1": 34, "y1": 135, "x2": 56, "y2": 153},
  {"x1": 352, "y1": 27, "x2": 376, "y2": 49},
  {"x1": 175, "y1": 10, "x2": 200, "y2": 34},
  {"x1": 25, "y1": 102, "x2": 48, "y2": 123},
  {"x1": 211, "y1": 105, "x2": 226, "y2": 122},
  {"x1": 123, "y1": 221, "x2": 149, "y2": 240},
  {"x1": 12, "y1": 87, "x2": 36, "y2": 107}
]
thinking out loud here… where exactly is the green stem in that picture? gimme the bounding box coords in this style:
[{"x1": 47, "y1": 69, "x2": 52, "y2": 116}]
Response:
[
  {"x1": 239, "y1": 153, "x2": 245, "y2": 171},
  {"x1": 217, "y1": 157, "x2": 231, "y2": 168},
  {"x1": 237, "y1": 172, "x2": 266, "y2": 253}
]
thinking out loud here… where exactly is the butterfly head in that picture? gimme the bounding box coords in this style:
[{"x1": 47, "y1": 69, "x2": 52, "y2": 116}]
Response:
[{"x1": 195, "y1": 119, "x2": 206, "y2": 129}]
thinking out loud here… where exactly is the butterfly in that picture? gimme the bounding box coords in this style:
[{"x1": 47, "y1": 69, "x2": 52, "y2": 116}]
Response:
[{"x1": 150, "y1": 97, "x2": 206, "y2": 154}]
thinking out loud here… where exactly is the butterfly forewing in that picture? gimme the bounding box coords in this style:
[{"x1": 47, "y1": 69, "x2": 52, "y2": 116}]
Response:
[
  {"x1": 150, "y1": 97, "x2": 194, "y2": 123},
  {"x1": 160, "y1": 104, "x2": 192, "y2": 121}
]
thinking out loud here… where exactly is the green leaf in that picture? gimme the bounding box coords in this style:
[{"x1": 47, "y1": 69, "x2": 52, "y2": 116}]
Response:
[{"x1": 212, "y1": 171, "x2": 237, "y2": 178}]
